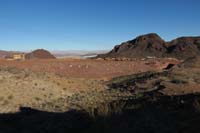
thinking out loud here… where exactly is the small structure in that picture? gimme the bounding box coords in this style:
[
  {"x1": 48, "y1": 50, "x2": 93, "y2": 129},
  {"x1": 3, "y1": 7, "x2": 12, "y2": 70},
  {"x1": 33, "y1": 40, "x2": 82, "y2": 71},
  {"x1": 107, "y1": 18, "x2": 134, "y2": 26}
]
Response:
[{"x1": 13, "y1": 53, "x2": 26, "y2": 60}]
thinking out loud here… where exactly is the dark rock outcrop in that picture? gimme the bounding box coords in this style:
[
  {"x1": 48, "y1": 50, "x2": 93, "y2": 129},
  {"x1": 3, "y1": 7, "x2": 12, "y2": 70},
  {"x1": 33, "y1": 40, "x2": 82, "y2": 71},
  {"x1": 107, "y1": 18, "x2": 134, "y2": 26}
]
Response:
[
  {"x1": 25, "y1": 49, "x2": 56, "y2": 59},
  {"x1": 98, "y1": 33, "x2": 200, "y2": 59}
]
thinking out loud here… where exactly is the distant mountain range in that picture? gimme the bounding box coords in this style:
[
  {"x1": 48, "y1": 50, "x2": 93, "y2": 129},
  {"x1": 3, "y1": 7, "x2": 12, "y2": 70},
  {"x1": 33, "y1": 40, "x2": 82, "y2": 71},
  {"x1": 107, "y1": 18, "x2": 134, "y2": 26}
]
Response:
[
  {"x1": 51, "y1": 50, "x2": 108, "y2": 58},
  {"x1": 0, "y1": 50, "x2": 21, "y2": 58},
  {"x1": 0, "y1": 50, "x2": 108, "y2": 59},
  {"x1": 98, "y1": 33, "x2": 200, "y2": 59},
  {"x1": 0, "y1": 49, "x2": 55, "y2": 59}
]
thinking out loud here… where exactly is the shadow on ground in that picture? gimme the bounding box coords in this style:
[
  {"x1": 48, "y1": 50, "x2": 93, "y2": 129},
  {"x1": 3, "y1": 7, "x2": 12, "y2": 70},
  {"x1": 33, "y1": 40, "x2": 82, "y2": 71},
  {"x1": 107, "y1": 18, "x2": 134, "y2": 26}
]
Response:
[{"x1": 1, "y1": 93, "x2": 200, "y2": 133}]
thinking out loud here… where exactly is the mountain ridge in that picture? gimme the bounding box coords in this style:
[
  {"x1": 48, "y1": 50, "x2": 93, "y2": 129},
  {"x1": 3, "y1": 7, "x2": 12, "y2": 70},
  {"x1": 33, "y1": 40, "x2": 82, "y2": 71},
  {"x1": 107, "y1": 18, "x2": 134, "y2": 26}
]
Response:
[{"x1": 97, "y1": 33, "x2": 200, "y2": 59}]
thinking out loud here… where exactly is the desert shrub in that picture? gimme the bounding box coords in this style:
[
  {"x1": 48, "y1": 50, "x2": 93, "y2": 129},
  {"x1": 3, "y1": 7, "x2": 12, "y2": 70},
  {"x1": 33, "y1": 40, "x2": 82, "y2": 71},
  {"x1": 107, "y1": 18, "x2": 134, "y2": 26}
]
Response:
[
  {"x1": 47, "y1": 93, "x2": 54, "y2": 99},
  {"x1": 34, "y1": 97, "x2": 41, "y2": 101},
  {"x1": 6, "y1": 67, "x2": 21, "y2": 74},
  {"x1": 0, "y1": 79, "x2": 4, "y2": 83},
  {"x1": 14, "y1": 76, "x2": 21, "y2": 80},
  {"x1": 8, "y1": 95, "x2": 13, "y2": 100},
  {"x1": 23, "y1": 72, "x2": 30, "y2": 78},
  {"x1": 66, "y1": 90, "x2": 133, "y2": 118},
  {"x1": 2, "y1": 100, "x2": 9, "y2": 105},
  {"x1": 0, "y1": 97, "x2": 4, "y2": 101},
  {"x1": 95, "y1": 101, "x2": 127, "y2": 117}
]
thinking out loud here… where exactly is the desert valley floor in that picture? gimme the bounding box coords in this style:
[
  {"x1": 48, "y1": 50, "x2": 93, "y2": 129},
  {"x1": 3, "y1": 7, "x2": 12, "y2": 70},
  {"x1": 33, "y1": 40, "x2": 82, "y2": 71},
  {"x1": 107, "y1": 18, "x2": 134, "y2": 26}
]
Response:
[
  {"x1": 0, "y1": 58, "x2": 175, "y2": 113},
  {"x1": 0, "y1": 57, "x2": 200, "y2": 133}
]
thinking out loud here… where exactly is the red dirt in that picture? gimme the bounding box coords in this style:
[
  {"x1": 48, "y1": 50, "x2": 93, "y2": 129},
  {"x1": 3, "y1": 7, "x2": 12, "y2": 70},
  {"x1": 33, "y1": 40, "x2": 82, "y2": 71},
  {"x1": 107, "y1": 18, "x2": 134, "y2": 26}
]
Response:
[{"x1": 0, "y1": 58, "x2": 180, "y2": 80}]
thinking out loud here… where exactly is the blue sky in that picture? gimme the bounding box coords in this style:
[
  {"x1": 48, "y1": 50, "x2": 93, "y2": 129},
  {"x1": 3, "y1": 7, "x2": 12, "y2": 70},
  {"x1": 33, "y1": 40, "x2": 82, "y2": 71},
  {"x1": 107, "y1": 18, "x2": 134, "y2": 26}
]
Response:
[{"x1": 0, "y1": 0, "x2": 199, "y2": 51}]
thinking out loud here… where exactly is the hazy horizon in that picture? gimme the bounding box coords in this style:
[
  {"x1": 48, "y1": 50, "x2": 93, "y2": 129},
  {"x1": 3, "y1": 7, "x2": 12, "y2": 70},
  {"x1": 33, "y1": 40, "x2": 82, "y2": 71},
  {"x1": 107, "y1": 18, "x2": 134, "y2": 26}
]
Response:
[{"x1": 0, "y1": 0, "x2": 200, "y2": 51}]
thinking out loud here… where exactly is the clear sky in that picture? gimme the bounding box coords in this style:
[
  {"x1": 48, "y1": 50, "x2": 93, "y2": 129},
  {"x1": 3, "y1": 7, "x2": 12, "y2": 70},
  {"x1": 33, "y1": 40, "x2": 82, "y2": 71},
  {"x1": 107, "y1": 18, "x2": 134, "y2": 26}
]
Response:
[{"x1": 0, "y1": 0, "x2": 199, "y2": 51}]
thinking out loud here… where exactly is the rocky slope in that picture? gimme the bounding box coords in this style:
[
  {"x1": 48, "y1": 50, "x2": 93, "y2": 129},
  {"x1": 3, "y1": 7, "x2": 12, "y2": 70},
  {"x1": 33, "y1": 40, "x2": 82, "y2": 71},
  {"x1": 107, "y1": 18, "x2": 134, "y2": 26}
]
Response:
[{"x1": 98, "y1": 33, "x2": 200, "y2": 59}]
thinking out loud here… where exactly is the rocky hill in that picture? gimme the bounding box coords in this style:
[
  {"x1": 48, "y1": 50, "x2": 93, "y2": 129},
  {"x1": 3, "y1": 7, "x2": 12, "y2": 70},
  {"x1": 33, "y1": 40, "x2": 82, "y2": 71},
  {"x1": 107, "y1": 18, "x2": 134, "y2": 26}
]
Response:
[
  {"x1": 25, "y1": 49, "x2": 56, "y2": 59},
  {"x1": 98, "y1": 33, "x2": 200, "y2": 59}
]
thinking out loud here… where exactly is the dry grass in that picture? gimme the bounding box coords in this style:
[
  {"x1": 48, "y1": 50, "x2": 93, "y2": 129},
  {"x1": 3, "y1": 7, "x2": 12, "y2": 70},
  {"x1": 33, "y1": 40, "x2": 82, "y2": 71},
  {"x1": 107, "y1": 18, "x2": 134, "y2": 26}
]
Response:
[{"x1": 0, "y1": 67, "x2": 106, "y2": 113}]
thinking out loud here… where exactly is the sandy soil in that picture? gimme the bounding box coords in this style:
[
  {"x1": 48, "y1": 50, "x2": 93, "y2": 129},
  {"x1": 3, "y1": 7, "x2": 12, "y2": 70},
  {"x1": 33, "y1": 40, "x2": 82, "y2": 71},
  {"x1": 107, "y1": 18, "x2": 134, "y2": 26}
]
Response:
[{"x1": 0, "y1": 58, "x2": 179, "y2": 80}]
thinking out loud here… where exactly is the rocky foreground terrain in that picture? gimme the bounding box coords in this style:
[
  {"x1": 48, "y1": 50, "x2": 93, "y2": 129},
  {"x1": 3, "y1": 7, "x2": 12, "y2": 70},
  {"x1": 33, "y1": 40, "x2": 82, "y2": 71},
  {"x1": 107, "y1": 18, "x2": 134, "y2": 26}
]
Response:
[{"x1": 0, "y1": 56, "x2": 199, "y2": 132}]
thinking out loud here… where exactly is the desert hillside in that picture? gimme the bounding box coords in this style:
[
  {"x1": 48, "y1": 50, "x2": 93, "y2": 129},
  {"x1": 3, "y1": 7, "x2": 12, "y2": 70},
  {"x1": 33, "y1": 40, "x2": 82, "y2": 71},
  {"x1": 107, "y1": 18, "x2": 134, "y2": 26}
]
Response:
[{"x1": 98, "y1": 33, "x2": 200, "y2": 59}]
